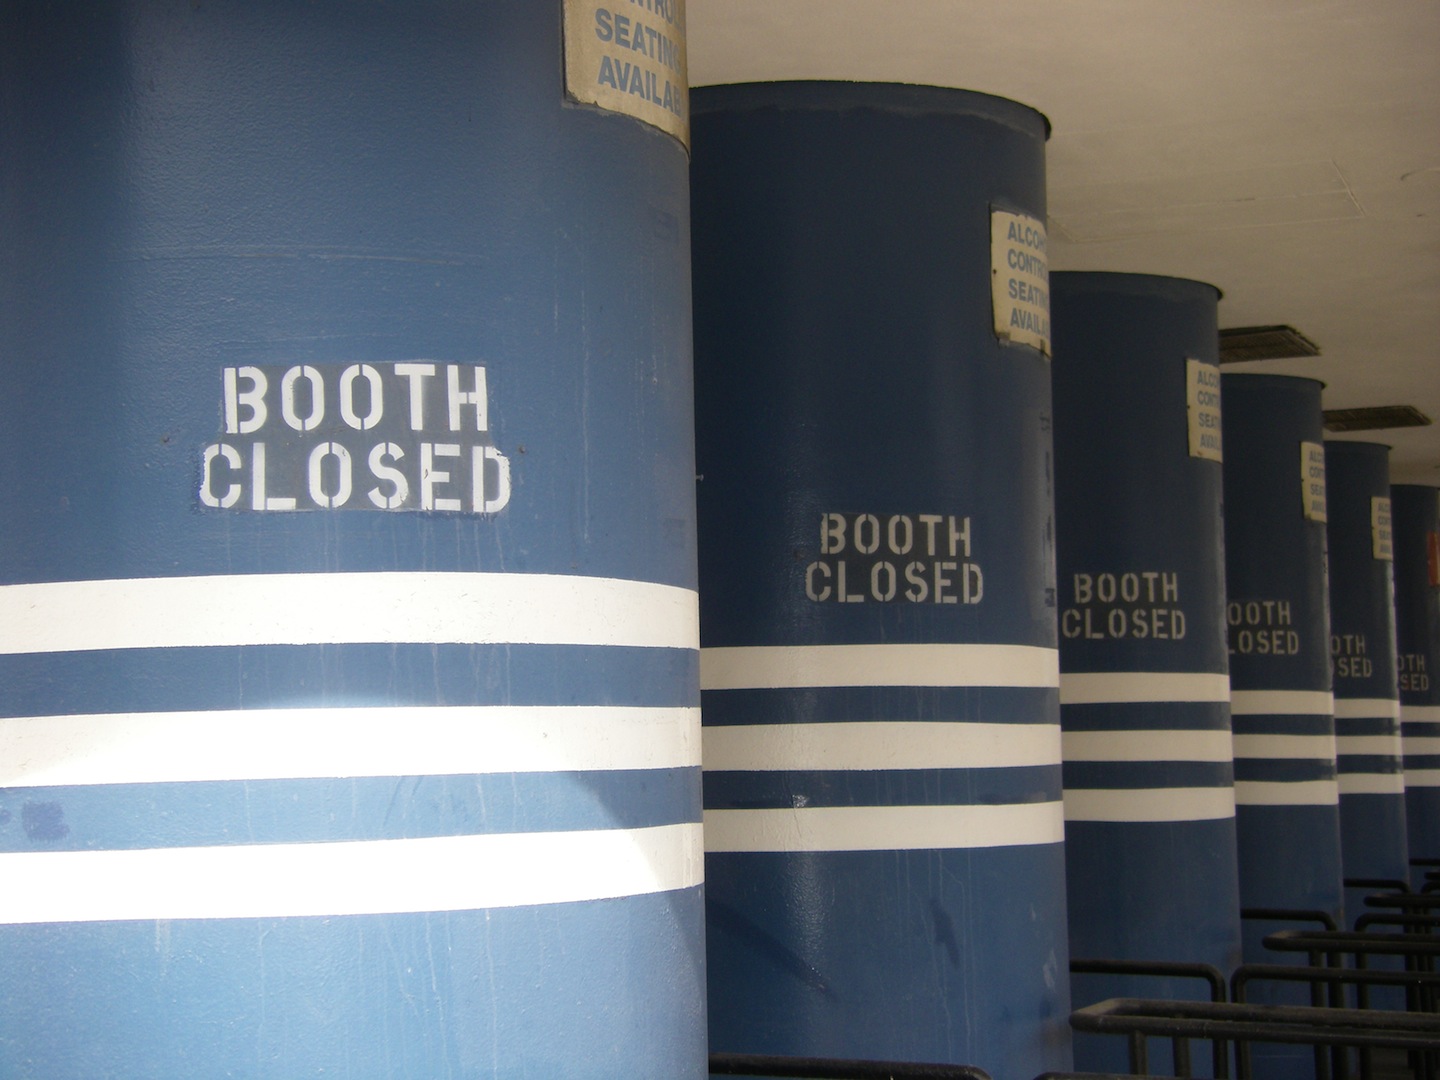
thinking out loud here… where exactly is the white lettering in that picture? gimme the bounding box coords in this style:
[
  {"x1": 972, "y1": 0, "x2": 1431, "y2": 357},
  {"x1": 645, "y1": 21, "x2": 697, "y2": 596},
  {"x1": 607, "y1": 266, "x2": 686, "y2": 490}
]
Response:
[
  {"x1": 904, "y1": 561, "x2": 928, "y2": 602},
  {"x1": 307, "y1": 442, "x2": 353, "y2": 509},
  {"x1": 199, "y1": 443, "x2": 242, "y2": 508},
  {"x1": 394, "y1": 362, "x2": 437, "y2": 431},
  {"x1": 871, "y1": 561, "x2": 897, "y2": 602},
  {"x1": 280, "y1": 366, "x2": 325, "y2": 432},
  {"x1": 919, "y1": 514, "x2": 943, "y2": 556},
  {"x1": 420, "y1": 443, "x2": 461, "y2": 511},
  {"x1": 224, "y1": 367, "x2": 268, "y2": 435},
  {"x1": 887, "y1": 515, "x2": 913, "y2": 555},
  {"x1": 447, "y1": 365, "x2": 489, "y2": 432},
  {"x1": 251, "y1": 442, "x2": 296, "y2": 511},
  {"x1": 472, "y1": 445, "x2": 512, "y2": 514},
  {"x1": 949, "y1": 516, "x2": 971, "y2": 558},
  {"x1": 805, "y1": 562, "x2": 832, "y2": 602},
  {"x1": 854, "y1": 513, "x2": 880, "y2": 555},
  {"x1": 339, "y1": 364, "x2": 384, "y2": 431},
  {"x1": 367, "y1": 443, "x2": 408, "y2": 509}
]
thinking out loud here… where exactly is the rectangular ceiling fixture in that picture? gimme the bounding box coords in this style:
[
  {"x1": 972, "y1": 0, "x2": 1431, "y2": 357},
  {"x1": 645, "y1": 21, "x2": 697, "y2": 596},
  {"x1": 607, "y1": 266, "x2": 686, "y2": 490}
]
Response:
[
  {"x1": 1322, "y1": 405, "x2": 1433, "y2": 432},
  {"x1": 1218, "y1": 325, "x2": 1322, "y2": 364}
]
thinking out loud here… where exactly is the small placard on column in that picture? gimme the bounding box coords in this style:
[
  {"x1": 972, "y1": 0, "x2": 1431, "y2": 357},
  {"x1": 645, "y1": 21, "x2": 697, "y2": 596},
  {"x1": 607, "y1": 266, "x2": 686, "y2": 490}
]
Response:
[
  {"x1": 1185, "y1": 359, "x2": 1223, "y2": 462},
  {"x1": 1372, "y1": 496, "x2": 1394, "y2": 560},
  {"x1": 563, "y1": 0, "x2": 689, "y2": 148},
  {"x1": 1301, "y1": 441, "x2": 1328, "y2": 523},
  {"x1": 990, "y1": 208, "x2": 1050, "y2": 357}
]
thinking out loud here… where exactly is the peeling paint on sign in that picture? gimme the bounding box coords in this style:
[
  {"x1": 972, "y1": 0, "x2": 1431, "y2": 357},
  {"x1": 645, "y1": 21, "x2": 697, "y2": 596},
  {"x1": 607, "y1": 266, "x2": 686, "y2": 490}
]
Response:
[{"x1": 564, "y1": 0, "x2": 689, "y2": 148}]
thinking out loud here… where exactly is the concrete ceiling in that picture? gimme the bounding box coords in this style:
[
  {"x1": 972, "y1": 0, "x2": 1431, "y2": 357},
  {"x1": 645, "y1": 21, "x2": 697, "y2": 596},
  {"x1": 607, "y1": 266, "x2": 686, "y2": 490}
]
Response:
[{"x1": 687, "y1": 0, "x2": 1440, "y2": 482}]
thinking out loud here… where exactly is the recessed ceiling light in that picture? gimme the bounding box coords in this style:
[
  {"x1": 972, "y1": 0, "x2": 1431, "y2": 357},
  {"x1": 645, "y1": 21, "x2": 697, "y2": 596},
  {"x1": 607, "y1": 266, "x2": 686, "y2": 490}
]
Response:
[
  {"x1": 1322, "y1": 405, "x2": 1432, "y2": 432},
  {"x1": 1218, "y1": 325, "x2": 1322, "y2": 364}
]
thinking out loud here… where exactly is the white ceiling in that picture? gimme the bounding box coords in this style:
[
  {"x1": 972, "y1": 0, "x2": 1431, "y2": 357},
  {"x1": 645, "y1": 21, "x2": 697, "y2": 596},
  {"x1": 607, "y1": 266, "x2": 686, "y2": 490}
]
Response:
[{"x1": 687, "y1": 0, "x2": 1440, "y2": 482}]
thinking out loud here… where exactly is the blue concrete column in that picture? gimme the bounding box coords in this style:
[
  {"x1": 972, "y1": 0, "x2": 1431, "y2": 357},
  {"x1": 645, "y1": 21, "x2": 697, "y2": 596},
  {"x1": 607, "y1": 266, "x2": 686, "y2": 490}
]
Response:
[
  {"x1": 1222, "y1": 377, "x2": 1344, "y2": 923},
  {"x1": 691, "y1": 81, "x2": 1071, "y2": 1079},
  {"x1": 1050, "y1": 272, "x2": 1239, "y2": 1075},
  {"x1": 1325, "y1": 441, "x2": 1408, "y2": 912},
  {"x1": 1393, "y1": 484, "x2": 1440, "y2": 871},
  {"x1": 1221, "y1": 375, "x2": 1344, "y2": 1079},
  {"x1": 0, "y1": 4, "x2": 704, "y2": 1076}
]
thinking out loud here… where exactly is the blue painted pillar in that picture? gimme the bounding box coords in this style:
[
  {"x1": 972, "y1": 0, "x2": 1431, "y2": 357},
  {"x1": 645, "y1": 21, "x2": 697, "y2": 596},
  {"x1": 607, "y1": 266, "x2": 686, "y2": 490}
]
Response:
[
  {"x1": 0, "y1": 4, "x2": 705, "y2": 1077},
  {"x1": 1393, "y1": 485, "x2": 1440, "y2": 871},
  {"x1": 1325, "y1": 442, "x2": 1408, "y2": 909},
  {"x1": 691, "y1": 82, "x2": 1071, "y2": 1078},
  {"x1": 1050, "y1": 273, "x2": 1239, "y2": 1073},
  {"x1": 1221, "y1": 375, "x2": 1344, "y2": 1079},
  {"x1": 1222, "y1": 376, "x2": 1345, "y2": 919}
]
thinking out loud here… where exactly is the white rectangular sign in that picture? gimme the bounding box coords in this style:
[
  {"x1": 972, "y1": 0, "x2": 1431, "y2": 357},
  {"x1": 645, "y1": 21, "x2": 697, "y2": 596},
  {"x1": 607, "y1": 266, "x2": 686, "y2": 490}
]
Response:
[
  {"x1": 1372, "y1": 496, "x2": 1394, "y2": 560},
  {"x1": 991, "y1": 209, "x2": 1050, "y2": 357},
  {"x1": 1301, "y1": 441, "x2": 1328, "y2": 523},
  {"x1": 563, "y1": 0, "x2": 689, "y2": 148},
  {"x1": 1185, "y1": 359, "x2": 1223, "y2": 462}
]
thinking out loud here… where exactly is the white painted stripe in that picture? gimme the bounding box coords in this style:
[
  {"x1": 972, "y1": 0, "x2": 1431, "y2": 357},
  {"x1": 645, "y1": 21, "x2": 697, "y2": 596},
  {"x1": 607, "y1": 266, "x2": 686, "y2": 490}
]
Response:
[
  {"x1": 0, "y1": 822, "x2": 703, "y2": 925},
  {"x1": 1338, "y1": 773, "x2": 1407, "y2": 796},
  {"x1": 1230, "y1": 690, "x2": 1335, "y2": 717},
  {"x1": 699, "y1": 644, "x2": 1059, "y2": 691},
  {"x1": 1234, "y1": 780, "x2": 1340, "y2": 806},
  {"x1": 1062, "y1": 729, "x2": 1232, "y2": 763},
  {"x1": 1332, "y1": 698, "x2": 1401, "y2": 720},
  {"x1": 703, "y1": 722, "x2": 1060, "y2": 772},
  {"x1": 703, "y1": 802, "x2": 1064, "y2": 852},
  {"x1": 1404, "y1": 737, "x2": 1440, "y2": 755},
  {"x1": 1402, "y1": 705, "x2": 1440, "y2": 724},
  {"x1": 1335, "y1": 734, "x2": 1404, "y2": 758},
  {"x1": 1059, "y1": 672, "x2": 1230, "y2": 705},
  {"x1": 0, "y1": 706, "x2": 700, "y2": 788},
  {"x1": 1405, "y1": 769, "x2": 1440, "y2": 788},
  {"x1": 1062, "y1": 786, "x2": 1236, "y2": 822},
  {"x1": 0, "y1": 572, "x2": 700, "y2": 654},
  {"x1": 1232, "y1": 734, "x2": 1338, "y2": 761}
]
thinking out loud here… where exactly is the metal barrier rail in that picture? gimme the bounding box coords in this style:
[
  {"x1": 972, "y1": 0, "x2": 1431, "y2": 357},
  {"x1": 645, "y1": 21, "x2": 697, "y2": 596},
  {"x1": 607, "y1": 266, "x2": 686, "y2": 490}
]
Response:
[
  {"x1": 1231, "y1": 961, "x2": 1440, "y2": 1078},
  {"x1": 708, "y1": 1065, "x2": 1182, "y2": 1080},
  {"x1": 1354, "y1": 912, "x2": 1440, "y2": 933},
  {"x1": 1263, "y1": 929, "x2": 1440, "y2": 962},
  {"x1": 1240, "y1": 907, "x2": 1340, "y2": 932},
  {"x1": 1233, "y1": 960, "x2": 1440, "y2": 1008},
  {"x1": 1346, "y1": 878, "x2": 1414, "y2": 894},
  {"x1": 1241, "y1": 909, "x2": 1348, "y2": 1077},
  {"x1": 1070, "y1": 958, "x2": 1227, "y2": 1004},
  {"x1": 707, "y1": 1054, "x2": 992, "y2": 1079},
  {"x1": 1070, "y1": 997, "x2": 1440, "y2": 1080},
  {"x1": 1411, "y1": 860, "x2": 1440, "y2": 894},
  {"x1": 1363, "y1": 892, "x2": 1440, "y2": 911},
  {"x1": 1263, "y1": 925, "x2": 1440, "y2": 1077},
  {"x1": 1070, "y1": 957, "x2": 1228, "y2": 1076}
]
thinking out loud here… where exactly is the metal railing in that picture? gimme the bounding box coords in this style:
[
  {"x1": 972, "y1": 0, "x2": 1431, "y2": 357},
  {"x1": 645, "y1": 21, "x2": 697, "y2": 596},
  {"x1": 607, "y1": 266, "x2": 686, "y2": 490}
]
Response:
[
  {"x1": 708, "y1": 1054, "x2": 992, "y2": 1079},
  {"x1": 1070, "y1": 996, "x2": 1440, "y2": 1080}
]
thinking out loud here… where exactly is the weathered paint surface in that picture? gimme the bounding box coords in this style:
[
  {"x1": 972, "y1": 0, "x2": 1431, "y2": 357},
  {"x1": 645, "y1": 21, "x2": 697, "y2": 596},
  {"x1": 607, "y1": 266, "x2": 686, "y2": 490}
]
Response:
[
  {"x1": 0, "y1": 3, "x2": 704, "y2": 1076},
  {"x1": 1222, "y1": 376, "x2": 1344, "y2": 1080},
  {"x1": 1326, "y1": 442, "x2": 1408, "y2": 911},
  {"x1": 1050, "y1": 273, "x2": 1240, "y2": 1075},
  {"x1": 691, "y1": 82, "x2": 1072, "y2": 1079},
  {"x1": 1393, "y1": 485, "x2": 1440, "y2": 873}
]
